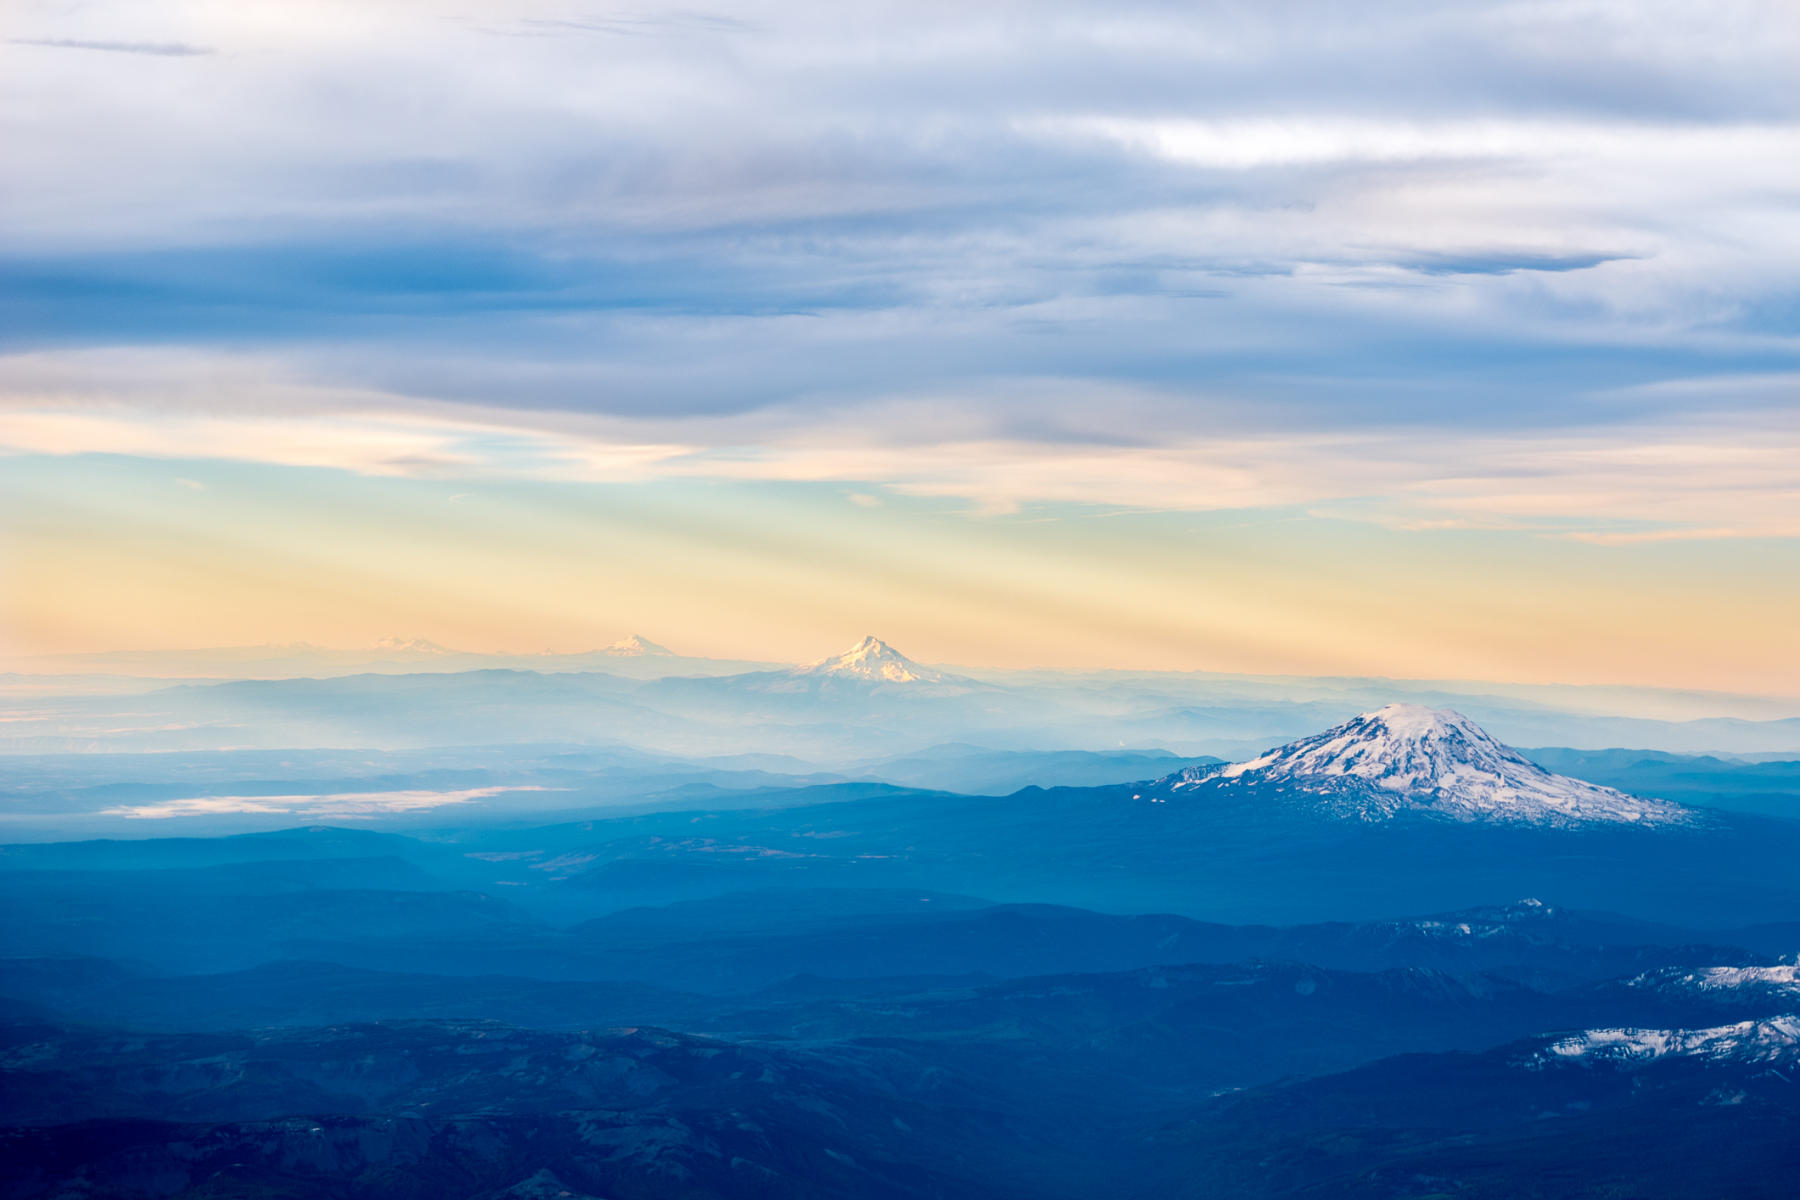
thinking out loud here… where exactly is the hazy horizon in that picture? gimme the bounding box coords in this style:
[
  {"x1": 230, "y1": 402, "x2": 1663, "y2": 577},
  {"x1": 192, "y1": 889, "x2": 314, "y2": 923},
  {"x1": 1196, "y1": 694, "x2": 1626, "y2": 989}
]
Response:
[{"x1": 8, "y1": 628, "x2": 1800, "y2": 703}]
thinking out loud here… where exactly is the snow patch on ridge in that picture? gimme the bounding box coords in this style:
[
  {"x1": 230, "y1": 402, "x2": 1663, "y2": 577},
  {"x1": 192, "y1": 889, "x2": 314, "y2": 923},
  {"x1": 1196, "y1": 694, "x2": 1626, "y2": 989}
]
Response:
[
  {"x1": 1630, "y1": 964, "x2": 1800, "y2": 993},
  {"x1": 1535, "y1": 1016, "x2": 1800, "y2": 1066},
  {"x1": 1691, "y1": 965, "x2": 1800, "y2": 989}
]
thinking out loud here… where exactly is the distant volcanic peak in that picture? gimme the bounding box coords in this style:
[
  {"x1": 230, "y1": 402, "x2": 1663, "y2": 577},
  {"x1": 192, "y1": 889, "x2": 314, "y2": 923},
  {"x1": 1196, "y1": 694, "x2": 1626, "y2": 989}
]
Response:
[
  {"x1": 802, "y1": 635, "x2": 947, "y2": 683},
  {"x1": 603, "y1": 634, "x2": 672, "y2": 656},
  {"x1": 1176, "y1": 702, "x2": 1692, "y2": 826},
  {"x1": 371, "y1": 635, "x2": 453, "y2": 655}
]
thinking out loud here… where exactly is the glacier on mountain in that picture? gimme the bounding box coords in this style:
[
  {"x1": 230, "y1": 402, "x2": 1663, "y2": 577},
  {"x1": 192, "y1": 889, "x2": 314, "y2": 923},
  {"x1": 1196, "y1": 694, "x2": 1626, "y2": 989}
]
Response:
[
  {"x1": 798, "y1": 636, "x2": 956, "y2": 684},
  {"x1": 1158, "y1": 703, "x2": 1693, "y2": 826}
]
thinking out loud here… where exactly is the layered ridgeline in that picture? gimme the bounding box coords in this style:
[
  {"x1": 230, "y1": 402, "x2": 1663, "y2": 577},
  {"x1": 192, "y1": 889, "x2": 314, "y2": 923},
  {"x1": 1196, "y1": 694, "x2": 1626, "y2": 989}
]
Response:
[
  {"x1": 6, "y1": 703, "x2": 1794, "y2": 924},
  {"x1": 14, "y1": 631, "x2": 1800, "y2": 763},
  {"x1": 416, "y1": 700, "x2": 1789, "y2": 924},
  {"x1": 1150, "y1": 703, "x2": 1693, "y2": 826},
  {"x1": 5, "y1": 707, "x2": 1800, "y2": 1199},
  {"x1": 26, "y1": 701, "x2": 1777, "y2": 928}
]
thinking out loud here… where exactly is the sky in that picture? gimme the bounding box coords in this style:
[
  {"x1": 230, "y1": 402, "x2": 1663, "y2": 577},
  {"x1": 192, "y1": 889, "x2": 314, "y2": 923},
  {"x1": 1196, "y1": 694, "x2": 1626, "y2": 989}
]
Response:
[{"x1": 1, "y1": 1, "x2": 1797, "y2": 691}]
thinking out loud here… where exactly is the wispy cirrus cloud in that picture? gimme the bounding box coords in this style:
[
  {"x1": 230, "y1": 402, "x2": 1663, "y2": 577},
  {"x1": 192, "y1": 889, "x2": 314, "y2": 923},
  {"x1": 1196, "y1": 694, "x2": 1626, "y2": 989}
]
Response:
[
  {"x1": 3, "y1": 349, "x2": 1793, "y2": 540},
  {"x1": 503, "y1": 11, "x2": 763, "y2": 38},
  {"x1": 8, "y1": 37, "x2": 212, "y2": 56}
]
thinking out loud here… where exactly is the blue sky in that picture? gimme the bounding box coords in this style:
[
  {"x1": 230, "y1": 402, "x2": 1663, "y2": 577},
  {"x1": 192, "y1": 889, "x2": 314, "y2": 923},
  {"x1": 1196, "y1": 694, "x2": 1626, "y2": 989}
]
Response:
[{"x1": 1, "y1": 1, "x2": 1797, "y2": 685}]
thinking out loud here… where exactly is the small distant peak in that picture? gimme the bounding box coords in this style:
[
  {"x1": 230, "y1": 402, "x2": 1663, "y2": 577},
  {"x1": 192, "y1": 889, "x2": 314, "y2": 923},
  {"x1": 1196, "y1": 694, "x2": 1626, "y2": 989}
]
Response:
[
  {"x1": 372, "y1": 635, "x2": 452, "y2": 655},
  {"x1": 602, "y1": 635, "x2": 672, "y2": 657}
]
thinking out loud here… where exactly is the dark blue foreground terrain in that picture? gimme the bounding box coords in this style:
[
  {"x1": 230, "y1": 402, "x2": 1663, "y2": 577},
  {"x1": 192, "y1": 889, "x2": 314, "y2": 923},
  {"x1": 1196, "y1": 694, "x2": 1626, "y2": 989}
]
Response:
[{"x1": 5, "y1": 708, "x2": 1798, "y2": 1197}]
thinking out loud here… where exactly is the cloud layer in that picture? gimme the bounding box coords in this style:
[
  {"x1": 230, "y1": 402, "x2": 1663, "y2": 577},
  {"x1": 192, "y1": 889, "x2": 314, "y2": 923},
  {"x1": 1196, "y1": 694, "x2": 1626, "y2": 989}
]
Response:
[
  {"x1": 4, "y1": 4, "x2": 1797, "y2": 522},
  {"x1": 1, "y1": 1, "x2": 1797, "y2": 680}
]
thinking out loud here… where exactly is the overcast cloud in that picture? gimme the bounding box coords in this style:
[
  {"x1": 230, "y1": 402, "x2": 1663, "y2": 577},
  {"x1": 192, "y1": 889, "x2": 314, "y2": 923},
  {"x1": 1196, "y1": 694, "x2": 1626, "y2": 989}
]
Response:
[{"x1": 2, "y1": 0, "x2": 1797, "y2": 537}]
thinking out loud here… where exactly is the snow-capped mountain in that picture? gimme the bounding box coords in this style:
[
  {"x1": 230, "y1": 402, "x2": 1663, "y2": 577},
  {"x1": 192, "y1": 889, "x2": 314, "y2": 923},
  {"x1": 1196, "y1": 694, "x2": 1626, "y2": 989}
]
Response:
[
  {"x1": 599, "y1": 635, "x2": 672, "y2": 657},
  {"x1": 1158, "y1": 703, "x2": 1693, "y2": 826},
  {"x1": 797, "y1": 636, "x2": 956, "y2": 684}
]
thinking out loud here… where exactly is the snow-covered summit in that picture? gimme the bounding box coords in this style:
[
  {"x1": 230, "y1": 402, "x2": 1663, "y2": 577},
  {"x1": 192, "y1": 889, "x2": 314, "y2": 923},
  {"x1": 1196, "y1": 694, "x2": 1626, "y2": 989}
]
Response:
[
  {"x1": 799, "y1": 636, "x2": 951, "y2": 684},
  {"x1": 599, "y1": 635, "x2": 672, "y2": 657},
  {"x1": 1162, "y1": 703, "x2": 1692, "y2": 826}
]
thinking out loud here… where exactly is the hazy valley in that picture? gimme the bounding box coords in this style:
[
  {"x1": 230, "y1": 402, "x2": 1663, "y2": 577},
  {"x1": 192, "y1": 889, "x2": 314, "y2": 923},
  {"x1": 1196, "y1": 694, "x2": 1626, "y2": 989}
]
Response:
[{"x1": 4, "y1": 642, "x2": 1798, "y2": 1197}]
